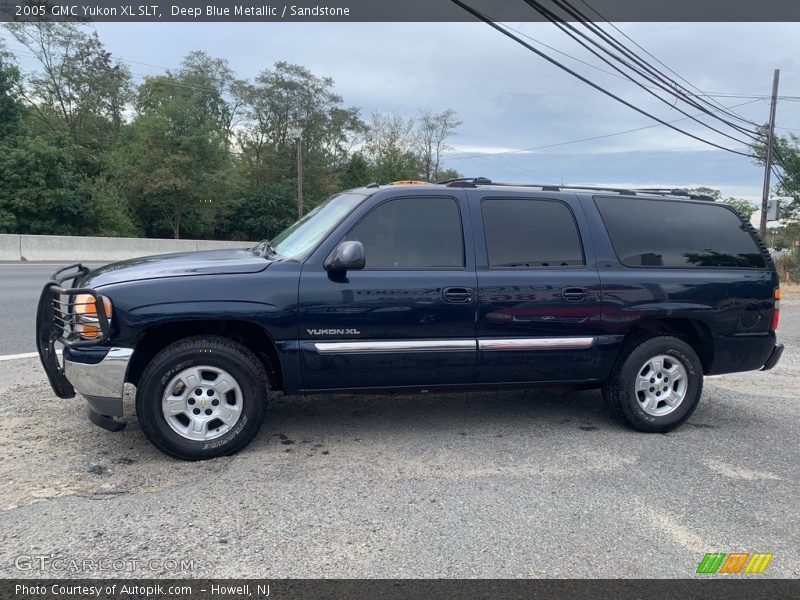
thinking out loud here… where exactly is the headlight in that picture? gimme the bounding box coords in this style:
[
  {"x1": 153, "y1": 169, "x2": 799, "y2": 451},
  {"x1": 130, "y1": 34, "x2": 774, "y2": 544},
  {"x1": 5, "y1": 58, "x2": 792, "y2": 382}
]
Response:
[{"x1": 73, "y1": 294, "x2": 113, "y2": 339}]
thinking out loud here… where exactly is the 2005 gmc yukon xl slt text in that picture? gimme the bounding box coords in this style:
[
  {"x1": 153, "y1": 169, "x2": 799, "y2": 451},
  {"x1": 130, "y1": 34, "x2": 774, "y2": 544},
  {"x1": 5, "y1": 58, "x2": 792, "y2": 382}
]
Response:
[{"x1": 36, "y1": 180, "x2": 784, "y2": 460}]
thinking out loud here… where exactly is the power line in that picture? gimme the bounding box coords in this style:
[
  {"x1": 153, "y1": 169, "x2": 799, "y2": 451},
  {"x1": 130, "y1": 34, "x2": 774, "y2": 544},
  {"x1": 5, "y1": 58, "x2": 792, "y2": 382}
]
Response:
[
  {"x1": 521, "y1": 0, "x2": 762, "y2": 142},
  {"x1": 575, "y1": 0, "x2": 761, "y2": 127},
  {"x1": 448, "y1": 151, "x2": 566, "y2": 181},
  {"x1": 449, "y1": 1, "x2": 754, "y2": 158},
  {"x1": 443, "y1": 99, "x2": 763, "y2": 161}
]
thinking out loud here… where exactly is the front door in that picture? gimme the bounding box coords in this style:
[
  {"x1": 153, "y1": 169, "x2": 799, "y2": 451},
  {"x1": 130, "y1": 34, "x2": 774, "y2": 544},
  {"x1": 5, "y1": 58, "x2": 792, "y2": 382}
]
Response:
[
  {"x1": 470, "y1": 192, "x2": 603, "y2": 383},
  {"x1": 299, "y1": 193, "x2": 478, "y2": 391}
]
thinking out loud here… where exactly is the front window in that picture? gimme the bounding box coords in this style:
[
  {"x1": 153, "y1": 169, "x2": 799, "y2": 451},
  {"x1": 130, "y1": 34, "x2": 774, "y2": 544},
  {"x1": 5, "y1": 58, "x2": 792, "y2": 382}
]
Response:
[
  {"x1": 270, "y1": 193, "x2": 366, "y2": 260},
  {"x1": 345, "y1": 196, "x2": 465, "y2": 269}
]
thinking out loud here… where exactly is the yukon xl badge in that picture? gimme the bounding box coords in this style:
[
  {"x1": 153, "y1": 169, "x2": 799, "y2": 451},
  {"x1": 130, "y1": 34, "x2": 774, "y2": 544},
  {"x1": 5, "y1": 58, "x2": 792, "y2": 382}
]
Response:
[{"x1": 307, "y1": 328, "x2": 360, "y2": 336}]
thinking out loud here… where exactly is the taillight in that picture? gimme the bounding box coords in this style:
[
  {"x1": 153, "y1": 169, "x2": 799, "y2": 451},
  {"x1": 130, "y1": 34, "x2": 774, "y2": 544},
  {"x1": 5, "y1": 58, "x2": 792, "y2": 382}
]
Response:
[
  {"x1": 771, "y1": 287, "x2": 780, "y2": 331},
  {"x1": 73, "y1": 294, "x2": 112, "y2": 339}
]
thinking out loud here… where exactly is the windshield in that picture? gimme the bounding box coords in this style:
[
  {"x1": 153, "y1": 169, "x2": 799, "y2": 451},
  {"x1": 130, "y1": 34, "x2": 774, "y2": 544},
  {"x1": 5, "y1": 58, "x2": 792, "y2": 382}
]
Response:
[{"x1": 269, "y1": 192, "x2": 366, "y2": 260}]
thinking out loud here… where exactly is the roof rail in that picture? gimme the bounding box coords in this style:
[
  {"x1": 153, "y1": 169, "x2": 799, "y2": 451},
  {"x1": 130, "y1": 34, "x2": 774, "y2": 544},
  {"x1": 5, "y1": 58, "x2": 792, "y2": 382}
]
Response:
[
  {"x1": 430, "y1": 177, "x2": 716, "y2": 200},
  {"x1": 635, "y1": 188, "x2": 716, "y2": 201},
  {"x1": 437, "y1": 177, "x2": 493, "y2": 187}
]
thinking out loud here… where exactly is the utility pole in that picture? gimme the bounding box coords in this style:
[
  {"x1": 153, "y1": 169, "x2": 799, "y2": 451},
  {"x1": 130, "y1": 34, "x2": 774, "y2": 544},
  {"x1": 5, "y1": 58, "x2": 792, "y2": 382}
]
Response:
[
  {"x1": 289, "y1": 121, "x2": 305, "y2": 219},
  {"x1": 296, "y1": 133, "x2": 303, "y2": 219},
  {"x1": 760, "y1": 69, "x2": 780, "y2": 240}
]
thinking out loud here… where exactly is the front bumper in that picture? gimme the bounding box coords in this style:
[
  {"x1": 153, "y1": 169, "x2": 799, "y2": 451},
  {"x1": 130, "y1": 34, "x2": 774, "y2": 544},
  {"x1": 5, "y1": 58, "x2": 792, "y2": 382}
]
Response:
[{"x1": 64, "y1": 347, "x2": 133, "y2": 431}]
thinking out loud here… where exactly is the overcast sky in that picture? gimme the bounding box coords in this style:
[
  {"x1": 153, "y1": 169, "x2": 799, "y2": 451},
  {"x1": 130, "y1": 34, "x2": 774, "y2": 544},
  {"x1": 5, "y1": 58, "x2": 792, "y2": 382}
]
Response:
[{"x1": 7, "y1": 21, "x2": 800, "y2": 200}]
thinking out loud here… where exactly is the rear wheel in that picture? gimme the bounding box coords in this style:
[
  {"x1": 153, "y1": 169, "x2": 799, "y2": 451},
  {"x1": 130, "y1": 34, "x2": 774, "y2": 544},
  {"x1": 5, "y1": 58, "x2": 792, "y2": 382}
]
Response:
[
  {"x1": 136, "y1": 336, "x2": 268, "y2": 460},
  {"x1": 603, "y1": 336, "x2": 703, "y2": 432}
]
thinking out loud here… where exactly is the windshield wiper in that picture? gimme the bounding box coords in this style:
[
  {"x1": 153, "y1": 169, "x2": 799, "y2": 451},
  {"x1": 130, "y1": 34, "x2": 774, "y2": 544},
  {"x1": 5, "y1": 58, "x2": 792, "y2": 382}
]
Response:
[{"x1": 251, "y1": 240, "x2": 276, "y2": 258}]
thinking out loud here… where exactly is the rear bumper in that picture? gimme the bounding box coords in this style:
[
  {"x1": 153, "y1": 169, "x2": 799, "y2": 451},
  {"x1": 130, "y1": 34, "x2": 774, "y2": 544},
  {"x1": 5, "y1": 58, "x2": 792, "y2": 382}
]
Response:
[
  {"x1": 708, "y1": 332, "x2": 781, "y2": 375},
  {"x1": 761, "y1": 343, "x2": 784, "y2": 371}
]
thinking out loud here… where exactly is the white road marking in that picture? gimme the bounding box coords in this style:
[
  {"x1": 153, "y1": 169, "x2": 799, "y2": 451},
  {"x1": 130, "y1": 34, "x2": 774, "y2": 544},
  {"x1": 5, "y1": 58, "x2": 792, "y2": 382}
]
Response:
[{"x1": 0, "y1": 351, "x2": 59, "y2": 362}]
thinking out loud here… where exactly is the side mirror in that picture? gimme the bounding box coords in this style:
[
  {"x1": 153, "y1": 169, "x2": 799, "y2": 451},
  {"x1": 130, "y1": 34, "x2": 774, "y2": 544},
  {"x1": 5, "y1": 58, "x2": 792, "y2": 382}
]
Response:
[{"x1": 325, "y1": 240, "x2": 366, "y2": 272}]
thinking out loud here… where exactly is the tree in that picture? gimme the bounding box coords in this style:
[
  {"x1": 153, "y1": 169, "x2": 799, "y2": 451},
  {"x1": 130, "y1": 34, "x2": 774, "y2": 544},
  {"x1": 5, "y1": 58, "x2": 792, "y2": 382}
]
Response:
[
  {"x1": 721, "y1": 197, "x2": 756, "y2": 221},
  {"x1": 234, "y1": 62, "x2": 365, "y2": 203},
  {"x1": 752, "y1": 131, "x2": 800, "y2": 222},
  {"x1": 0, "y1": 41, "x2": 23, "y2": 138},
  {"x1": 434, "y1": 168, "x2": 461, "y2": 182},
  {"x1": 688, "y1": 187, "x2": 756, "y2": 220},
  {"x1": 688, "y1": 186, "x2": 722, "y2": 200},
  {"x1": 416, "y1": 108, "x2": 461, "y2": 181},
  {"x1": 364, "y1": 111, "x2": 420, "y2": 182},
  {"x1": 0, "y1": 135, "x2": 88, "y2": 234},
  {"x1": 111, "y1": 53, "x2": 233, "y2": 239},
  {"x1": 340, "y1": 153, "x2": 371, "y2": 189},
  {"x1": 4, "y1": 22, "x2": 131, "y2": 148},
  {"x1": 228, "y1": 182, "x2": 296, "y2": 241}
]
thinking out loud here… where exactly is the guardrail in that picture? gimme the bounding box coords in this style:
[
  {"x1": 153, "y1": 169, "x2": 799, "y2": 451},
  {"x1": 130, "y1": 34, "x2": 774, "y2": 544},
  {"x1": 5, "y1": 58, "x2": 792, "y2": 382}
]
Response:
[{"x1": 0, "y1": 233, "x2": 254, "y2": 262}]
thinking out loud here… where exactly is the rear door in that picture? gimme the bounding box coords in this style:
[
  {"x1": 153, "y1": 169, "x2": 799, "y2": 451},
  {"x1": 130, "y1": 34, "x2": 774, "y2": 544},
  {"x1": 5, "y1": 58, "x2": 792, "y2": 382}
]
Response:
[
  {"x1": 298, "y1": 191, "x2": 478, "y2": 391},
  {"x1": 469, "y1": 190, "x2": 603, "y2": 383}
]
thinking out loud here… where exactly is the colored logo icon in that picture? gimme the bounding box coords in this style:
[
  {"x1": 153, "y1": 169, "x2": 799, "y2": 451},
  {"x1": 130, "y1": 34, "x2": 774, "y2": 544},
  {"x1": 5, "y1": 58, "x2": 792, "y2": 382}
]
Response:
[{"x1": 696, "y1": 552, "x2": 773, "y2": 574}]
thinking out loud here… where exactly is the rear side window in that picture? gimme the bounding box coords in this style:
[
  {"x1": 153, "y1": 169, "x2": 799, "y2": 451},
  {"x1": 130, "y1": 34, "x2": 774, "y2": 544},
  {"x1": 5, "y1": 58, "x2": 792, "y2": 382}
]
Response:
[
  {"x1": 346, "y1": 196, "x2": 464, "y2": 269},
  {"x1": 595, "y1": 196, "x2": 766, "y2": 269},
  {"x1": 481, "y1": 198, "x2": 584, "y2": 268}
]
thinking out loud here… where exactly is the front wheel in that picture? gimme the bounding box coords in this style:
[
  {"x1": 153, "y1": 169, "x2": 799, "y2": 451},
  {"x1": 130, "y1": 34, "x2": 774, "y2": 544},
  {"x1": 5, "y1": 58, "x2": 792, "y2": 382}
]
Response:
[
  {"x1": 136, "y1": 336, "x2": 268, "y2": 460},
  {"x1": 603, "y1": 336, "x2": 703, "y2": 433}
]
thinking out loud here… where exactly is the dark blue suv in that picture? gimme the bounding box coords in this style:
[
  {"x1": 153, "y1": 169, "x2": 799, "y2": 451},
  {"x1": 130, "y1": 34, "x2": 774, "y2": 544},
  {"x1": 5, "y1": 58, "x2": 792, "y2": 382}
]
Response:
[{"x1": 36, "y1": 180, "x2": 784, "y2": 460}]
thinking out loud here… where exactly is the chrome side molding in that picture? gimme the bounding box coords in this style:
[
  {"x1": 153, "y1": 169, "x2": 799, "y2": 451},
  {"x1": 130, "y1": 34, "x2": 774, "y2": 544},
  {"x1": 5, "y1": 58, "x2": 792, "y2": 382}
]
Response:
[
  {"x1": 312, "y1": 337, "x2": 596, "y2": 354},
  {"x1": 478, "y1": 337, "x2": 595, "y2": 351},
  {"x1": 314, "y1": 340, "x2": 476, "y2": 354}
]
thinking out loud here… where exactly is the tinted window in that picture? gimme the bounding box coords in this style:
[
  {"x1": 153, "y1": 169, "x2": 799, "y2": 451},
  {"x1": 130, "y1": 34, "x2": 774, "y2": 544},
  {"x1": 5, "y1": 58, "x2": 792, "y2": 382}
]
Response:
[
  {"x1": 481, "y1": 198, "x2": 584, "y2": 268},
  {"x1": 595, "y1": 196, "x2": 766, "y2": 269},
  {"x1": 346, "y1": 197, "x2": 464, "y2": 269}
]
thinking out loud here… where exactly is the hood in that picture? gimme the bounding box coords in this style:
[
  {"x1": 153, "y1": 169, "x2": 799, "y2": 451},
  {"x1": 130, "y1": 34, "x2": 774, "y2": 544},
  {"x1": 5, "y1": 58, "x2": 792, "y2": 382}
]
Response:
[{"x1": 82, "y1": 248, "x2": 274, "y2": 288}]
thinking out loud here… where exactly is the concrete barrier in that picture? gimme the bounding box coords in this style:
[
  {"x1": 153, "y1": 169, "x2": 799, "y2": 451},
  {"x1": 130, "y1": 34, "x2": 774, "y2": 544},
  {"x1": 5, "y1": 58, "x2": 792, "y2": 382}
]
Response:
[
  {"x1": 0, "y1": 234, "x2": 254, "y2": 262},
  {"x1": 0, "y1": 234, "x2": 20, "y2": 261}
]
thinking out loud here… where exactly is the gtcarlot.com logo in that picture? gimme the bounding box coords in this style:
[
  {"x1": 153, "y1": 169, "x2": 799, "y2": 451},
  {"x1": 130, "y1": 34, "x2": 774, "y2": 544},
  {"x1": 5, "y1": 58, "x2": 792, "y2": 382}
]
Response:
[
  {"x1": 15, "y1": 554, "x2": 195, "y2": 573},
  {"x1": 696, "y1": 552, "x2": 773, "y2": 574}
]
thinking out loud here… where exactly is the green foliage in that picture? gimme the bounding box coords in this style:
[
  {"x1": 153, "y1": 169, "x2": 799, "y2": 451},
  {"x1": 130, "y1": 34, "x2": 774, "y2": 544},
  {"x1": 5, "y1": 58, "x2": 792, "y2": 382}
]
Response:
[
  {"x1": 0, "y1": 135, "x2": 88, "y2": 234},
  {"x1": 752, "y1": 130, "x2": 800, "y2": 222},
  {"x1": 0, "y1": 26, "x2": 463, "y2": 240},
  {"x1": 228, "y1": 182, "x2": 297, "y2": 241},
  {"x1": 434, "y1": 168, "x2": 461, "y2": 182},
  {"x1": 0, "y1": 45, "x2": 23, "y2": 138},
  {"x1": 111, "y1": 53, "x2": 234, "y2": 239},
  {"x1": 340, "y1": 153, "x2": 371, "y2": 189},
  {"x1": 688, "y1": 187, "x2": 756, "y2": 220},
  {"x1": 688, "y1": 186, "x2": 722, "y2": 200},
  {"x1": 721, "y1": 197, "x2": 756, "y2": 221}
]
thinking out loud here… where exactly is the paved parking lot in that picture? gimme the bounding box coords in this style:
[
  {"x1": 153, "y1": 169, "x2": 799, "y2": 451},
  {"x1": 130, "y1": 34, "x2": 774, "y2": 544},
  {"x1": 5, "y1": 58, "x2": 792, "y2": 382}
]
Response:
[{"x1": 0, "y1": 300, "x2": 797, "y2": 579}]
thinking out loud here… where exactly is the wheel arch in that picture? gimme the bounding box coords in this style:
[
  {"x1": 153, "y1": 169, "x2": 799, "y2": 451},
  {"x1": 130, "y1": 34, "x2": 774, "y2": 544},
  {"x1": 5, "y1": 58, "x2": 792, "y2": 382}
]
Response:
[
  {"x1": 126, "y1": 319, "x2": 284, "y2": 391},
  {"x1": 626, "y1": 317, "x2": 714, "y2": 374}
]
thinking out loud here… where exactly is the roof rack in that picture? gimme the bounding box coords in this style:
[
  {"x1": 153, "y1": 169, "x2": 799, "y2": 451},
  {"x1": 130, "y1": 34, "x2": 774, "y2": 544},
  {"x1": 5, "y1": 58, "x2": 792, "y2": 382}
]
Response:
[
  {"x1": 634, "y1": 188, "x2": 716, "y2": 201},
  {"x1": 431, "y1": 178, "x2": 715, "y2": 200},
  {"x1": 436, "y1": 177, "x2": 493, "y2": 187}
]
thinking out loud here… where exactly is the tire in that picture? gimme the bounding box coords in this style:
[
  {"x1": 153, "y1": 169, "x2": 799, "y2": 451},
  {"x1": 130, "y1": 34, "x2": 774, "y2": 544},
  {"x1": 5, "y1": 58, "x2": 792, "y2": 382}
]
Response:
[
  {"x1": 602, "y1": 335, "x2": 703, "y2": 433},
  {"x1": 136, "y1": 336, "x2": 268, "y2": 460}
]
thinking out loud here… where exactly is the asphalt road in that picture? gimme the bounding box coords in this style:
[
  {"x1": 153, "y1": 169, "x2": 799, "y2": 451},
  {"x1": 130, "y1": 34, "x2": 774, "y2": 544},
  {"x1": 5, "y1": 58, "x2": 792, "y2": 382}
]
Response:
[
  {"x1": 0, "y1": 296, "x2": 797, "y2": 578},
  {"x1": 0, "y1": 263, "x2": 103, "y2": 356}
]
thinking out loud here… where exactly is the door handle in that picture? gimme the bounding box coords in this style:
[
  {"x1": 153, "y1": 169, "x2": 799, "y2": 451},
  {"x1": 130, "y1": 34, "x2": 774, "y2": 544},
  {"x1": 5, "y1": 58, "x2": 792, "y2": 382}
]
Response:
[
  {"x1": 443, "y1": 287, "x2": 473, "y2": 303},
  {"x1": 561, "y1": 287, "x2": 589, "y2": 302}
]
